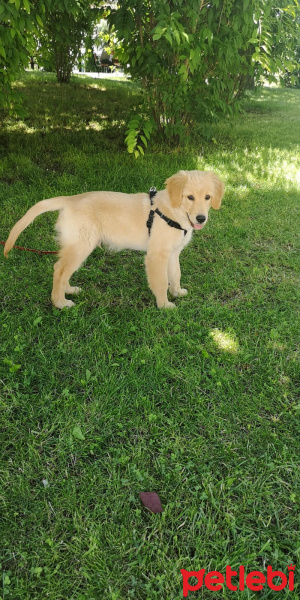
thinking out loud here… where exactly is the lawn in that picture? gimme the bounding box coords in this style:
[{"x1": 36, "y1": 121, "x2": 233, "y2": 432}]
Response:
[{"x1": 0, "y1": 72, "x2": 299, "y2": 599}]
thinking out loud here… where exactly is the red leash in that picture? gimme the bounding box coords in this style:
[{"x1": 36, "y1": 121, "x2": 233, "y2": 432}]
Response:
[{"x1": 1, "y1": 240, "x2": 58, "y2": 255}]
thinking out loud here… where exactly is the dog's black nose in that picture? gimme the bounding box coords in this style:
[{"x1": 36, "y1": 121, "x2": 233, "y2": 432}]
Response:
[{"x1": 196, "y1": 214, "x2": 206, "y2": 224}]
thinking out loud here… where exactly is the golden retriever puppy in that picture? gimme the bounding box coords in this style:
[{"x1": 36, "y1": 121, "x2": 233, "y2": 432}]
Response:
[{"x1": 4, "y1": 170, "x2": 224, "y2": 309}]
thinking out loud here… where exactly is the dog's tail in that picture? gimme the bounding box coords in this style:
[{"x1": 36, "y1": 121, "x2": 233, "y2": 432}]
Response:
[{"x1": 4, "y1": 196, "x2": 69, "y2": 257}]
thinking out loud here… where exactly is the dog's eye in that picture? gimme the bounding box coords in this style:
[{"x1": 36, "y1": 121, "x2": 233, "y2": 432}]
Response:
[
  {"x1": 188, "y1": 195, "x2": 195, "y2": 201},
  {"x1": 205, "y1": 195, "x2": 211, "y2": 200}
]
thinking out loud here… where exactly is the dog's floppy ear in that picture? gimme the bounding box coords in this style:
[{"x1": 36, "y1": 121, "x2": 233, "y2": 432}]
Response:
[
  {"x1": 210, "y1": 172, "x2": 224, "y2": 210},
  {"x1": 165, "y1": 170, "x2": 188, "y2": 208}
]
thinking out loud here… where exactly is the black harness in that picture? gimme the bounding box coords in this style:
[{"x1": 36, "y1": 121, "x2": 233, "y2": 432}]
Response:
[{"x1": 146, "y1": 187, "x2": 187, "y2": 237}]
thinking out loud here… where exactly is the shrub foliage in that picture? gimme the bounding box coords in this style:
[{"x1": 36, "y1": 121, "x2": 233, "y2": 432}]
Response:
[{"x1": 108, "y1": 0, "x2": 299, "y2": 152}]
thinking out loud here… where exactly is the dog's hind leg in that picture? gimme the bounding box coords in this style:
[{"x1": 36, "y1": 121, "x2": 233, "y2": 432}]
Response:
[{"x1": 51, "y1": 244, "x2": 92, "y2": 308}]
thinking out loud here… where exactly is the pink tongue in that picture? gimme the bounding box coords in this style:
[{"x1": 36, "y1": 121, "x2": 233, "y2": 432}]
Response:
[{"x1": 193, "y1": 223, "x2": 203, "y2": 230}]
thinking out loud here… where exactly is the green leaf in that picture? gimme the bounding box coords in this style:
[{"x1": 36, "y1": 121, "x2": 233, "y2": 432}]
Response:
[
  {"x1": 36, "y1": 14, "x2": 43, "y2": 27},
  {"x1": 181, "y1": 31, "x2": 189, "y2": 42},
  {"x1": 10, "y1": 364, "x2": 21, "y2": 373},
  {"x1": 72, "y1": 425, "x2": 85, "y2": 441},
  {"x1": 128, "y1": 117, "x2": 140, "y2": 126},
  {"x1": 33, "y1": 317, "x2": 43, "y2": 326}
]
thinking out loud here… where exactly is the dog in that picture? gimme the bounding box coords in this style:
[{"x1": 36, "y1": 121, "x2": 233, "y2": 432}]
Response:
[{"x1": 4, "y1": 170, "x2": 224, "y2": 309}]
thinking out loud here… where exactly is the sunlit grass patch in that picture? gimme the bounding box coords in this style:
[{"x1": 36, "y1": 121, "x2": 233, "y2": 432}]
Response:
[{"x1": 210, "y1": 328, "x2": 239, "y2": 353}]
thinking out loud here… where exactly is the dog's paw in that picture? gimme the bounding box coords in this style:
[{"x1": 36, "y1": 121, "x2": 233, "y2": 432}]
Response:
[
  {"x1": 169, "y1": 287, "x2": 188, "y2": 297},
  {"x1": 161, "y1": 301, "x2": 176, "y2": 309},
  {"x1": 177, "y1": 287, "x2": 188, "y2": 297},
  {"x1": 66, "y1": 286, "x2": 82, "y2": 295},
  {"x1": 53, "y1": 299, "x2": 75, "y2": 309},
  {"x1": 64, "y1": 300, "x2": 75, "y2": 308}
]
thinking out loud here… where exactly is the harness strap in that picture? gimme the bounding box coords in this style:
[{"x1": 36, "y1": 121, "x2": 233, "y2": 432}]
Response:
[
  {"x1": 155, "y1": 208, "x2": 187, "y2": 236},
  {"x1": 147, "y1": 187, "x2": 157, "y2": 235},
  {"x1": 146, "y1": 209, "x2": 156, "y2": 236},
  {"x1": 147, "y1": 187, "x2": 187, "y2": 237}
]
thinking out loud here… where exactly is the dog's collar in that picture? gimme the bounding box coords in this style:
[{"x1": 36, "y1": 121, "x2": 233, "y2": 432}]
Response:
[{"x1": 147, "y1": 188, "x2": 187, "y2": 236}]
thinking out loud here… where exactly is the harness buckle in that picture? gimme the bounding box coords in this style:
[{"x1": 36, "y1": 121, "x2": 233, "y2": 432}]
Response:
[{"x1": 149, "y1": 187, "x2": 157, "y2": 206}]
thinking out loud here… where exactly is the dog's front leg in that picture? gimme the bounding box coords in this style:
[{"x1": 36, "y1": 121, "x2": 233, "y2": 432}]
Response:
[
  {"x1": 145, "y1": 249, "x2": 175, "y2": 308},
  {"x1": 167, "y1": 250, "x2": 187, "y2": 298}
]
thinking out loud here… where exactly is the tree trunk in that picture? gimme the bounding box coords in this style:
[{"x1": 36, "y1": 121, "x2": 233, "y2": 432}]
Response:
[{"x1": 55, "y1": 48, "x2": 72, "y2": 84}]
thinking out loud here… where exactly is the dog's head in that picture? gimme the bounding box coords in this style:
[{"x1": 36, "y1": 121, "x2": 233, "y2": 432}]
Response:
[{"x1": 165, "y1": 170, "x2": 224, "y2": 229}]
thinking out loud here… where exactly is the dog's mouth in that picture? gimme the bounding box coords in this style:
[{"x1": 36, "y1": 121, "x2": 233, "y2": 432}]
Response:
[{"x1": 186, "y1": 213, "x2": 205, "y2": 230}]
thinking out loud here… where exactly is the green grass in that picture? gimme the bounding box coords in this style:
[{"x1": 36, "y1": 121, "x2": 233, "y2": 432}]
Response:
[{"x1": 0, "y1": 72, "x2": 300, "y2": 599}]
